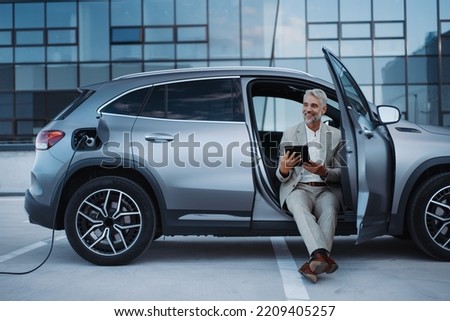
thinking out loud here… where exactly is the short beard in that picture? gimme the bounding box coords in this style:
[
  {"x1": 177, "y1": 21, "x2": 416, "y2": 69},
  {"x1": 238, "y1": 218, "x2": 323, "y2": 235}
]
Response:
[{"x1": 304, "y1": 113, "x2": 321, "y2": 124}]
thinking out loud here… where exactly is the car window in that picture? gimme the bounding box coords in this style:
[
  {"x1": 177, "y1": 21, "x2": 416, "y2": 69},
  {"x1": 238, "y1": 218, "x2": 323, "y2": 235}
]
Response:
[
  {"x1": 250, "y1": 81, "x2": 339, "y2": 132},
  {"x1": 102, "y1": 87, "x2": 149, "y2": 116},
  {"x1": 140, "y1": 78, "x2": 244, "y2": 122},
  {"x1": 329, "y1": 56, "x2": 372, "y2": 121},
  {"x1": 55, "y1": 89, "x2": 95, "y2": 120}
]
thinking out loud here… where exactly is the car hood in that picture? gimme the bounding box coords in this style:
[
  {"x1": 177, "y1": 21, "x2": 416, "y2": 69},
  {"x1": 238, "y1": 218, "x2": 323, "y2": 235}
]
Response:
[{"x1": 416, "y1": 124, "x2": 450, "y2": 136}]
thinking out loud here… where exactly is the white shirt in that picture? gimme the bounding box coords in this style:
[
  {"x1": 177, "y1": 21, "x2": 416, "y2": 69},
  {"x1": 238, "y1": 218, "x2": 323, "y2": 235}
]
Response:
[{"x1": 300, "y1": 123, "x2": 324, "y2": 183}]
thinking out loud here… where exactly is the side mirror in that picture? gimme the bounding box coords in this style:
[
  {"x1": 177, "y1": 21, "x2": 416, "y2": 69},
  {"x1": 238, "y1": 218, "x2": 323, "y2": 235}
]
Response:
[{"x1": 377, "y1": 105, "x2": 401, "y2": 124}]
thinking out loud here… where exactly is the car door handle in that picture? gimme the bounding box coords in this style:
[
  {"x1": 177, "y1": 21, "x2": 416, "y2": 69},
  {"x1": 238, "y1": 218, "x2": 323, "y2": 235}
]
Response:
[{"x1": 145, "y1": 134, "x2": 174, "y2": 142}]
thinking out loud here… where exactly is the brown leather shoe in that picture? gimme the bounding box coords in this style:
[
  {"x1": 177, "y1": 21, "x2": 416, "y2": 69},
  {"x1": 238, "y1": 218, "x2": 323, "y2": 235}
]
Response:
[
  {"x1": 298, "y1": 262, "x2": 318, "y2": 283},
  {"x1": 323, "y1": 255, "x2": 338, "y2": 274},
  {"x1": 309, "y1": 253, "x2": 330, "y2": 275}
]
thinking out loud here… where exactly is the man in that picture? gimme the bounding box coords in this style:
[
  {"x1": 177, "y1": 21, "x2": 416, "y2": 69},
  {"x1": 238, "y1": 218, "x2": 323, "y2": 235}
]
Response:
[{"x1": 276, "y1": 88, "x2": 342, "y2": 284}]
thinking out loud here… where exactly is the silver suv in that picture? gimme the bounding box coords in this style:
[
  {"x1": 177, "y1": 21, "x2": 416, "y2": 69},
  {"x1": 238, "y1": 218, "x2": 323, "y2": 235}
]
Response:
[{"x1": 25, "y1": 48, "x2": 450, "y2": 265}]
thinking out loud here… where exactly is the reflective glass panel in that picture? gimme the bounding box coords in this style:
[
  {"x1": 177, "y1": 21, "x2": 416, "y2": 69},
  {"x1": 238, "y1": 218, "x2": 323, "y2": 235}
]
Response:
[
  {"x1": 48, "y1": 29, "x2": 77, "y2": 44},
  {"x1": 374, "y1": 85, "x2": 406, "y2": 112},
  {"x1": 15, "y1": 47, "x2": 45, "y2": 63},
  {"x1": 307, "y1": 57, "x2": 332, "y2": 82},
  {"x1": 442, "y1": 22, "x2": 450, "y2": 35},
  {"x1": 340, "y1": 0, "x2": 371, "y2": 21},
  {"x1": 15, "y1": 3, "x2": 44, "y2": 28},
  {"x1": 144, "y1": 0, "x2": 174, "y2": 25},
  {"x1": 276, "y1": 0, "x2": 306, "y2": 58},
  {"x1": 177, "y1": 27, "x2": 206, "y2": 42},
  {"x1": 373, "y1": 0, "x2": 403, "y2": 21},
  {"x1": 373, "y1": 39, "x2": 405, "y2": 56},
  {"x1": 47, "y1": 64, "x2": 77, "y2": 90},
  {"x1": 340, "y1": 57, "x2": 372, "y2": 84},
  {"x1": 112, "y1": 28, "x2": 142, "y2": 43},
  {"x1": 0, "y1": 31, "x2": 12, "y2": 45},
  {"x1": 0, "y1": 93, "x2": 13, "y2": 117},
  {"x1": 47, "y1": 2, "x2": 77, "y2": 27},
  {"x1": 0, "y1": 121, "x2": 13, "y2": 136},
  {"x1": 0, "y1": 65, "x2": 13, "y2": 91},
  {"x1": 209, "y1": 0, "x2": 240, "y2": 59},
  {"x1": 308, "y1": 40, "x2": 338, "y2": 58},
  {"x1": 79, "y1": 1, "x2": 109, "y2": 61},
  {"x1": 407, "y1": 0, "x2": 437, "y2": 55},
  {"x1": 408, "y1": 85, "x2": 439, "y2": 125},
  {"x1": 111, "y1": 0, "x2": 141, "y2": 26},
  {"x1": 176, "y1": 43, "x2": 207, "y2": 59},
  {"x1": 111, "y1": 45, "x2": 142, "y2": 61},
  {"x1": 340, "y1": 40, "x2": 372, "y2": 56},
  {"x1": 144, "y1": 44, "x2": 175, "y2": 60},
  {"x1": 15, "y1": 65, "x2": 45, "y2": 90},
  {"x1": 0, "y1": 4, "x2": 12, "y2": 28},
  {"x1": 443, "y1": 85, "x2": 450, "y2": 111},
  {"x1": 80, "y1": 63, "x2": 110, "y2": 86},
  {"x1": 0, "y1": 48, "x2": 13, "y2": 63},
  {"x1": 440, "y1": 0, "x2": 450, "y2": 20},
  {"x1": 17, "y1": 121, "x2": 34, "y2": 136},
  {"x1": 241, "y1": 0, "x2": 278, "y2": 59},
  {"x1": 176, "y1": 0, "x2": 207, "y2": 24},
  {"x1": 374, "y1": 57, "x2": 405, "y2": 84},
  {"x1": 308, "y1": 24, "x2": 338, "y2": 39},
  {"x1": 443, "y1": 34, "x2": 450, "y2": 56},
  {"x1": 374, "y1": 22, "x2": 404, "y2": 38},
  {"x1": 16, "y1": 31, "x2": 44, "y2": 45},
  {"x1": 342, "y1": 23, "x2": 371, "y2": 39},
  {"x1": 145, "y1": 27, "x2": 174, "y2": 42},
  {"x1": 47, "y1": 46, "x2": 77, "y2": 62},
  {"x1": 443, "y1": 57, "x2": 450, "y2": 83},
  {"x1": 15, "y1": 92, "x2": 33, "y2": 118},
  {"x1": 408, "y1": 57, "x2": 439, "y2": 84},
  {"x1": 307, "y1": 0, "x2": 338, "y2": 22}
]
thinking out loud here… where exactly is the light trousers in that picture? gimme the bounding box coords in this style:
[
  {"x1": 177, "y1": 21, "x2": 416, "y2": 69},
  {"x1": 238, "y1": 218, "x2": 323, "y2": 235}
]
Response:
[{"x1": 285, "y1": 184, "x2": 339, "y2": 256}]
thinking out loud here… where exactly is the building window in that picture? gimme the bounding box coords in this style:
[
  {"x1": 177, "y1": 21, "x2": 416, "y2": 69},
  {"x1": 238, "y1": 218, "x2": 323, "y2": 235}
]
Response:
[{"x1": 111, "y1": 27, "x2": 142, "y2": 44}]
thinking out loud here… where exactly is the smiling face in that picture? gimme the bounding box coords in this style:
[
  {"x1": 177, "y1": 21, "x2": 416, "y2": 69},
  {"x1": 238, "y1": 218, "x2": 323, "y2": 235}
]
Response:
[{"x1": 302, "y1": 91, "x2": 327, "y2": 129}]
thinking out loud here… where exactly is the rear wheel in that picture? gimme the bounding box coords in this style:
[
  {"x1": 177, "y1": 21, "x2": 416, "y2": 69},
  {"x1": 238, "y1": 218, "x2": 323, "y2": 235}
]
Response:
[
  {"x1": 65, "y1": 176, "x2": 156, "y2": 265},
  {"x1": 408, "y1": 173, "x2": 450, "y2": 261}
]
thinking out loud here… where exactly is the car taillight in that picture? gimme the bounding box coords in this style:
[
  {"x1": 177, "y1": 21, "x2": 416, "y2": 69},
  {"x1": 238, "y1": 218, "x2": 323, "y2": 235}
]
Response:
[{"x1": 35, "y1": 130, "x2": 65, "y2": 150}]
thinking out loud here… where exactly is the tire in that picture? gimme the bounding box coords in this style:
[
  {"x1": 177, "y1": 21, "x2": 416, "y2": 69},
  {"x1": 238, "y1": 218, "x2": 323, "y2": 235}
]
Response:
[
  {"x1": 407, "y1": 172, "x2": 450, "y2": 261},
  {"x1": 64, "y1": 176, "x2": 156, "y2": 265}
]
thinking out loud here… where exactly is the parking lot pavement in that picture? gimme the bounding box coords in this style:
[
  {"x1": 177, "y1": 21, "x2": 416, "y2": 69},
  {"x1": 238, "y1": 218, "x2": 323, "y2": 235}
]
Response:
[{"x1": 1, "y1": 196, "x2": 450, "y2": 301}]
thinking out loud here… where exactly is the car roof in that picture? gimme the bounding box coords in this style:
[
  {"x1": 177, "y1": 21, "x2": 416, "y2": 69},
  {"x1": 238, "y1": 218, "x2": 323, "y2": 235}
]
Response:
[{"x1": 82, "y1": 66, "x2": 332, "y2": 92}]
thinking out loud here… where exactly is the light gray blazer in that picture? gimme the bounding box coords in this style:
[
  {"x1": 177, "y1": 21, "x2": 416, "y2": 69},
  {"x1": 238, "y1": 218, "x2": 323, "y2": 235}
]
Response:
[{"x1": 276, "y1": 122, "x2": 343, "y2": 207}]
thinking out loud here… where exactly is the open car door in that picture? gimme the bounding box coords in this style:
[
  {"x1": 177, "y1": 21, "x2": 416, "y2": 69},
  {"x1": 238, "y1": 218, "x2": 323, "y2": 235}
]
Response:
[{"x1": 323, "y1": 47, "x2": 395, "y2": 243}]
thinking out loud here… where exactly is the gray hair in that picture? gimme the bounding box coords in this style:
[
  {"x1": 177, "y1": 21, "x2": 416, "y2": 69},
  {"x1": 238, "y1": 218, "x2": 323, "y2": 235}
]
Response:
[{"x1": 304, "y1": 89, "x2": 327, "y2": 107}]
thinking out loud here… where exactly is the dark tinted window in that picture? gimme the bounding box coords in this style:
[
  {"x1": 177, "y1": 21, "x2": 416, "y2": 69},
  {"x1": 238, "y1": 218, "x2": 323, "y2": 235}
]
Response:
[
  {"x1": 141, "y1": 78, "x2": 244, "y2": 121},
  {"x1": 103, "y1": 87, "x2": 149, "y2": 116},
  {"x1": 55, "y1": 89, "x2": 95, "y2": 120}
]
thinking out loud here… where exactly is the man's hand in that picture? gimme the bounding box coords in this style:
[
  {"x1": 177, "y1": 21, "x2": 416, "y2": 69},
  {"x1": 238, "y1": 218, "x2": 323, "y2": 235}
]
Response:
[
  {"x1": 303, "y1": 161, "x2": 328, "y2": 177},
  {"x1": 279, "y1": 151, "x2": 301, "y2": 177}
]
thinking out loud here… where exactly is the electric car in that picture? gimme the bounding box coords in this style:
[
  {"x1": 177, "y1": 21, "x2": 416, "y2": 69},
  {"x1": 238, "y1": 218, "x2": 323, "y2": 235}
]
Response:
[{"x1": 25, "y1": 48, "x2": 450, "y2": 265}]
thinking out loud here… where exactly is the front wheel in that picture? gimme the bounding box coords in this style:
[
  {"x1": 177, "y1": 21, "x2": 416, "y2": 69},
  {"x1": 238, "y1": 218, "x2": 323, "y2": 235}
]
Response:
[
  {"x1": 408, "y1": 172, "x2": 450, "y2": 261},
  {"x1": 64, "y1": 176, "x2": 157, "y2": 265}
]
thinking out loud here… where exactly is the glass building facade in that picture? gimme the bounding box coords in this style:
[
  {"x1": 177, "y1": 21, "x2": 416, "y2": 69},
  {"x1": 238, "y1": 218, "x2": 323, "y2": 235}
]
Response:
[{"x1": 0, "y1": 0, "x2": 449, "y2": 144}]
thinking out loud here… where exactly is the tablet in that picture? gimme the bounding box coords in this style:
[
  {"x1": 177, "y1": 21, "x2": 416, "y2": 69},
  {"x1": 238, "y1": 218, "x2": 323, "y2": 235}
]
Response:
[{"x1": 284, "y1": 145, "x2": 310, "y2": 165}]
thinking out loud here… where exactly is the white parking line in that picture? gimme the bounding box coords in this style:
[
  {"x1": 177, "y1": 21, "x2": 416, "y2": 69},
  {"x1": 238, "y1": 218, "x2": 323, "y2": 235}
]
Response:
[
  {"x1": 270, "y1": 236, "x2": 310, "y2": 300},
  {"x1": 0, "y1": 235, "x2": 66, "y2": 263}
]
